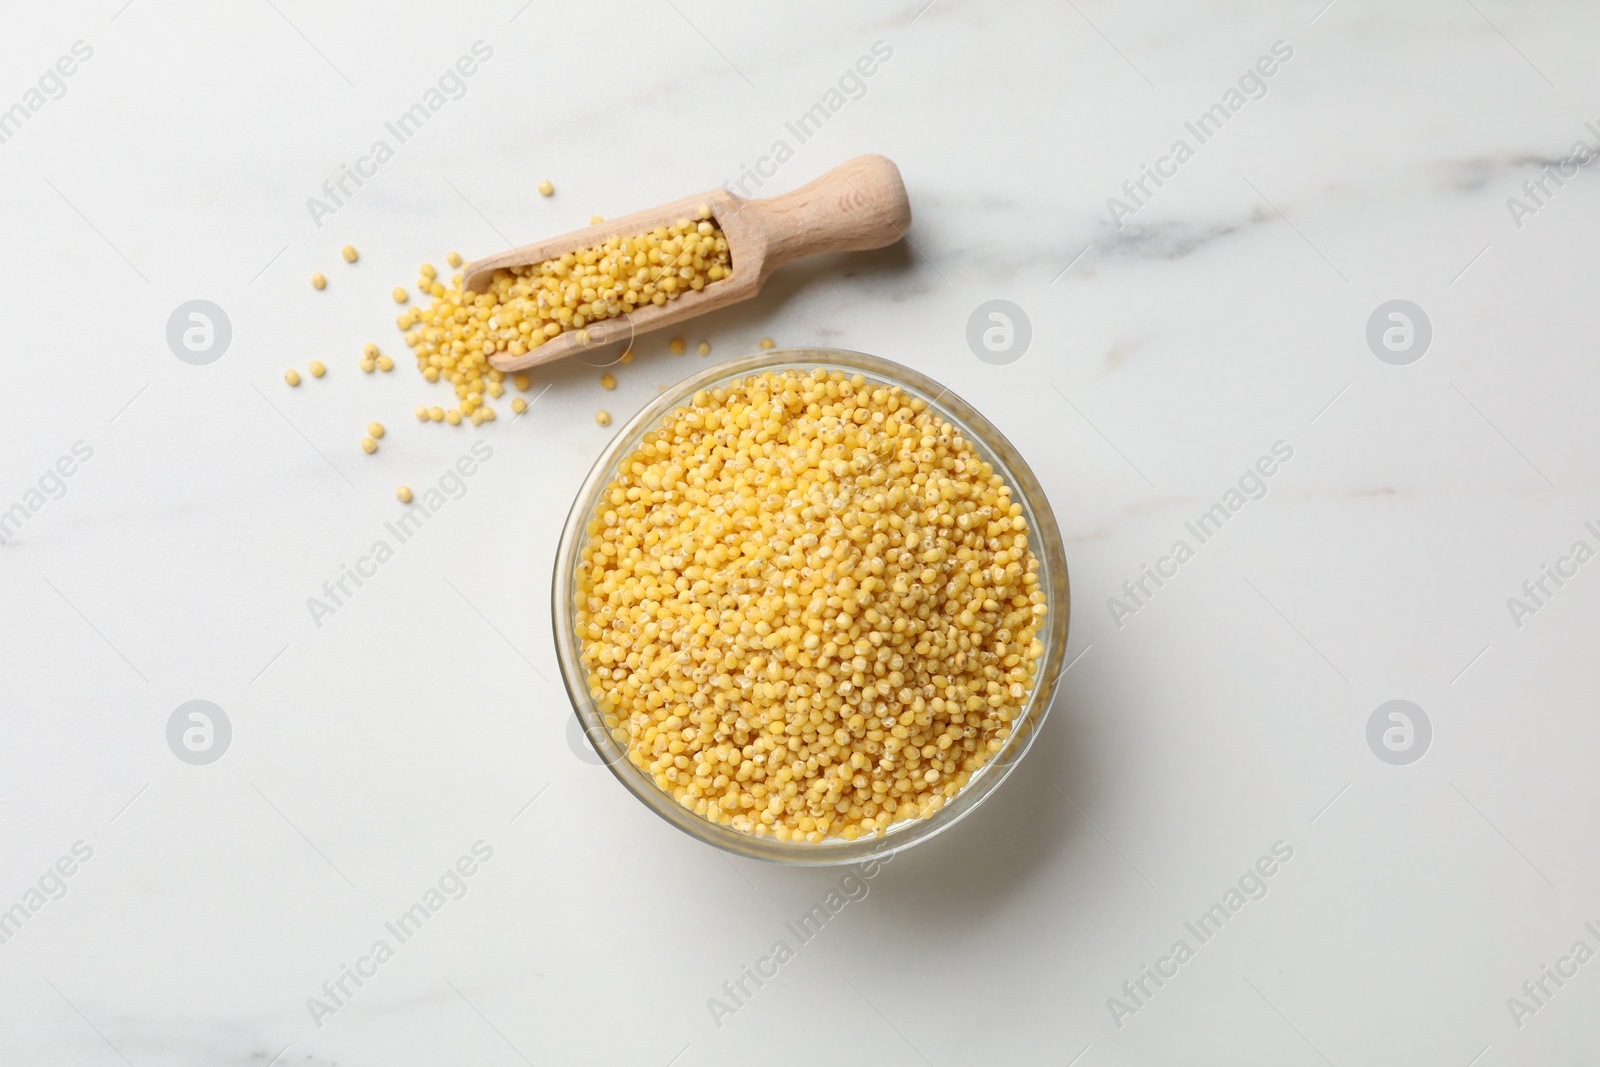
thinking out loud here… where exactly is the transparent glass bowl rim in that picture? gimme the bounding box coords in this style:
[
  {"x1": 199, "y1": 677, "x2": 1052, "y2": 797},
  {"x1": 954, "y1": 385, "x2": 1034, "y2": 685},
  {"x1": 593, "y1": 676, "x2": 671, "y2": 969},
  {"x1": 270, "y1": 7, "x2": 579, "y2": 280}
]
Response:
[{"x1": 551, "y1": 348, "x2": 1071, "y2": 866}]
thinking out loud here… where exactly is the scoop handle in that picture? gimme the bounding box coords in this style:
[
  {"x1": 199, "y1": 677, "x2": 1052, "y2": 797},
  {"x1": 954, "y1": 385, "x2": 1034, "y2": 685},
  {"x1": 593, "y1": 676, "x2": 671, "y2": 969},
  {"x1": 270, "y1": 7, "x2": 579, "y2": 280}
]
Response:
[{"x1": 744, "y1": 155, "x2": 911, "y2": 273}]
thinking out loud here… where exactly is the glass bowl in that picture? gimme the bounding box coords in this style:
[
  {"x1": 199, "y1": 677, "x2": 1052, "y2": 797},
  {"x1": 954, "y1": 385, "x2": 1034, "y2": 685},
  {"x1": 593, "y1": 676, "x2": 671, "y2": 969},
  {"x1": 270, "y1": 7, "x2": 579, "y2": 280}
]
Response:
[{"x1": 552, "y1": 349, "x2": 1070, "y2": 865}]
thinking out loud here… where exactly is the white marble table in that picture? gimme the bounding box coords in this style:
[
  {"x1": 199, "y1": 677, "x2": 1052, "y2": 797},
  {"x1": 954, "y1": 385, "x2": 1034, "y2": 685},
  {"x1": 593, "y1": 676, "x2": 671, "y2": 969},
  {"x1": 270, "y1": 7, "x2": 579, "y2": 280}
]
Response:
[{"x1": 3, "y1": 1, "x2": 1598, "y2": 1064}]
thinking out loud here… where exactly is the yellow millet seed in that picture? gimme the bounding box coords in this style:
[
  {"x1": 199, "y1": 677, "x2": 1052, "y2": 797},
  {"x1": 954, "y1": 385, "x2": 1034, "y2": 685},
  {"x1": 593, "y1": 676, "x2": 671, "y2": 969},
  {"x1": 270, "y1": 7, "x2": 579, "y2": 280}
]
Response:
[
  {"x1": 398, "y1": 219, "x2": 731, "y2": 409},
  {"x1": 589, "y1": 215, "x2": 604, "y2": 225},
  {"x1": 308, "y1": 361, "x2": 326, "y2": 378},
  {"x1": 377, "y1": 354, "x2": 394, "y2": 372},
  {"x1": 698, "y1": 341, "x2": 711, "y2": 356},
  {"x1": 600, "y1": 373, "x2": 616, "y2": 390},
  {"x1": 429, "y1": 406, "x2": 444, "y2": 422},
  {"x1": 513, "y1": 374, "x2": 532, "y2": 392},
  {"x1": 342, "y1": 245, "x2": 358, "y2": 263},
  {"x1": 446, "y1": 409, "x2": 462, "y2": 425},
  {"x1": 396, "y1": 486, "x2": 413, "y2": 503},
  {"x1": 284, "y1": 369, "x2": 301, "y2": 387},
  {"x1": 368, "y1": 421, "x2": 385, "y2": 439},
  {"x1": 575, "y1": 369, "x2": 1046, "y2": 843},
  {"x1": 595, "y1": 409, "x2": 611, "y2": 426},
  {"x1": 311, "y1": 272, "x2": 326, "y2": 290},
  {"x1": 363, "y1": 343, "x2": 380, "y2": 358},
  {"x1": 415, "y1": 405, "x2": 429, "y2": 421},
  {"x1": 360, "y1": 436, "x2": 378, "y2": 454},
  {"x1": 669, "y1": 338, "x2": 687, "y2": 355},
  {"x1": 360, "y1": 356, "x2": 376, "y2": 373},
  {"x1": 511, "y1": 397, "x2": 527, "y2": 414},
  {"x1": 447, "y1": 251, "x2": 463, "y2": 268},
  {"x1": 538, "y1": 179, "x2": 555, "y2": 196},
  {"x1": 392, "y1": 287, "x2": 408, "y2": 304},
  {"x1": 759, "y1": 337, "x2": 776, "y2": 349},
  {"x1": 619, "y1": 349, "x2": 635, "y2": 365}
]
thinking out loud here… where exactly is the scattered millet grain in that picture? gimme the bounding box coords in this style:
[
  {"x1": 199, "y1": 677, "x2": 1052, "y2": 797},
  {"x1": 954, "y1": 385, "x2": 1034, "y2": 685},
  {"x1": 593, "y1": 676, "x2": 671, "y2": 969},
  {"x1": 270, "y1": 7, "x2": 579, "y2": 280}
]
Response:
[
  {"x1": 511, "y1": 397, "x2": 527, "y2": 414},
  {"x1": 309, "y1": 361, "x2": 326, "y2": 379},
  {"x1": 447, "y1": 251, "x2": 463, "y2": 268},
  {"x1": 538, "y1": 180, "x2": 555, "y2": 196},
  {"x1": 669, "y1": 338, "x2": 687, "y2": 355},
  {"x1": 446, "y1": 409, "x2": 462, "y2": 425},
  {"x1": 575, "y1": 368, "x2": 1045, "y2": 843},
  {"x1": 367, "y1": 421, "x2": 385, "y2": 439},
  {"x1": 759, "y1": 338, "x2": 776, "y2": 349},
  {"x1": 600, "y1": 373, "x2": 617, "y2": 390},
  {"x1": 697, "y1": 341, "x2": 711, "y2": 356},
  {"x1": 360, "y1": 436, "x2": 378, "y2": 454},
  {"x1": 396, "y1": 486, "x2": 413, "y2": 503},
  {"x1": 595, "y1": 410, "x2": 612, "y2": 426},
  {"x1": 415, "y1": 405, "x2": 429, "y2": 421},
  {"x1": 342, "y1": 245, "x2": 358, "y2": 263},
  {"x1": 513, "y1": 374, "x2": 532, "y2": 392},
  {"x1": 285, "y1": 369, "x2": 301, "y2": 387},
  {"x1": 392, "y1": 287, "x2": 409, "y2": 304},
  {"x1": 377, "y1": 354, "x2": 394, "y2": 372},
  {"x1": 311, "y1": 273, "x2": 326, "y2": 290},
  {"x1": 620, "y1": 349, "x2": 636, "y2": 365}
]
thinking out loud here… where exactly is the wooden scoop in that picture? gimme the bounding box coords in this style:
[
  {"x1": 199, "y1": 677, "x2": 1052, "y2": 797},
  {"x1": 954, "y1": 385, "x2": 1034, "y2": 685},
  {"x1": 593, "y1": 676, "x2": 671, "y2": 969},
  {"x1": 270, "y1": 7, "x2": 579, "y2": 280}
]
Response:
[{"x1": 465, "y1": 155, "x2": 911, "y2": 373}]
